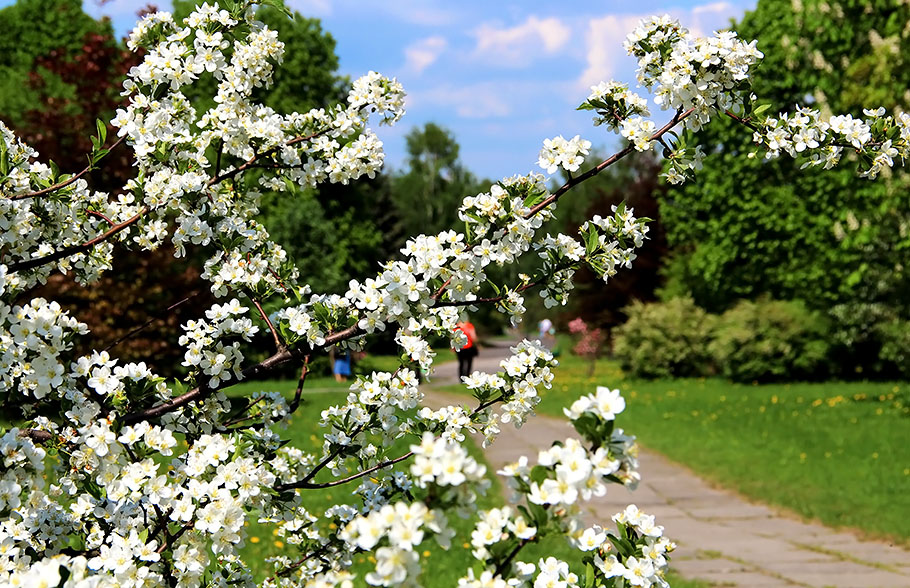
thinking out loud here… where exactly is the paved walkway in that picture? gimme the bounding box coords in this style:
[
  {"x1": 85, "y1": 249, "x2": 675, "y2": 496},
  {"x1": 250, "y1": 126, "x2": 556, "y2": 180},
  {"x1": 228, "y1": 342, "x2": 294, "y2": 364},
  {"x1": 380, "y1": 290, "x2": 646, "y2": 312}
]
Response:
[{"x1": 424, "y1": 341, "x2": 910, "y2": 587}]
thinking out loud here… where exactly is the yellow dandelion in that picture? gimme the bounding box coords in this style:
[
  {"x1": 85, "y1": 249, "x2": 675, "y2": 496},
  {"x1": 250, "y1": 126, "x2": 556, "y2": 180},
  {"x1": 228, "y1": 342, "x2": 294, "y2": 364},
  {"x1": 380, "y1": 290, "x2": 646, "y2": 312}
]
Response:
[
  {"x1": 274, "y1": 540, "x2": 284, "y2": 548},
  {"x1": 250, "y1": 536, "x2": 260, "y2": 544}
]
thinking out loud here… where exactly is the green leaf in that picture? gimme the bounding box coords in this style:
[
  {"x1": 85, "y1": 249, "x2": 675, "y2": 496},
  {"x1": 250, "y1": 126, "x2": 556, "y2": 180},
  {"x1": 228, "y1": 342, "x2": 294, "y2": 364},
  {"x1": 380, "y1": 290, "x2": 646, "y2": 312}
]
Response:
[
  {"x1": 529, "y1": 465, "x2": 550, "y2": 485},
  {"x1": 262, "y1": 0, "x2": 293, "y2": 18},
  {"x1": 96, "y1": 119, "x2": 107, "y2": 145},
  {"x1": 0, "y1": 143, "x2": 9, "y2": 176},
  {"x1": 585, "y1": 562, "x2": 595, "y2": 588},
  {"x1": 753, "y1": 103, "x2": 771, "y2": 116},
  {"x1": 92, "y1": 149, "x2": 109, "y2": 165}
]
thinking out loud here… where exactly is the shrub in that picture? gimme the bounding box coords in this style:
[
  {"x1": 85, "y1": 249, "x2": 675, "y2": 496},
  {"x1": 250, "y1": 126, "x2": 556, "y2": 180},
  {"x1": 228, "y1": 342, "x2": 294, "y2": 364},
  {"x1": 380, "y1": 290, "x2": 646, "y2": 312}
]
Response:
[
  {"x1": 613, "y1": 297, "x2": 716, "y2": 378},
  {"x1": 877, "y1": 318, "x2": 910, "y2": 379},
  {"x1": 710, "y1": 298, "x2": 831, "y2": 382}
]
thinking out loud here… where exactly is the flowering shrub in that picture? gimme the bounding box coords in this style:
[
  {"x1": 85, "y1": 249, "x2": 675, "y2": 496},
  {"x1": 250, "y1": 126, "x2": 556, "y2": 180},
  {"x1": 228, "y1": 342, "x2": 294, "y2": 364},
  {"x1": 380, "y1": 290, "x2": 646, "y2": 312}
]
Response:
[
  {"x1": 568, "y1": 317, "x2": 605, "y2": 375},
  {"x1": 0, "y1": 3, "x2": 906, "y2": 587}
]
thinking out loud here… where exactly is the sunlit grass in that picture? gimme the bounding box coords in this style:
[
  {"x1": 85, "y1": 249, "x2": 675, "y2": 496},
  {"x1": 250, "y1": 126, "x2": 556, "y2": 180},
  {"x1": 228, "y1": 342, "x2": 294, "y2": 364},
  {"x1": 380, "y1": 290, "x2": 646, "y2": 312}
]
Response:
[{"x1": 523, "y1": 354, "x2": 910, "y2": 544}]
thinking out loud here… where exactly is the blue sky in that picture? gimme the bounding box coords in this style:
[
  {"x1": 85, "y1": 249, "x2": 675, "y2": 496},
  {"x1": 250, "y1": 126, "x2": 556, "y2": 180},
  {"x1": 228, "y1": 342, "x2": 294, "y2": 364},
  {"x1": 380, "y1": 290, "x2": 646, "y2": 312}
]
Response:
[{"x1": 23, "y1": 0, "x2": 757, "y2": 179}]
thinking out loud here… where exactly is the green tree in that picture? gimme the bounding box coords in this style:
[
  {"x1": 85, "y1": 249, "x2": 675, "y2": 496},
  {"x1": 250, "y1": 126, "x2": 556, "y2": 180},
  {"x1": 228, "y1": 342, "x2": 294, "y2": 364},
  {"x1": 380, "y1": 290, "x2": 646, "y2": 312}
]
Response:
[
  {"x1": 391, "y1": 122, "x2": 485, "y2": 238},
  {"x1": 659, "y1": 0, "x2": 910, "y2": 375},
  {"x1": 0, "y1": 0, "x2": 112, "y2": 124},
  {"x1": 662, "y1": 0, "x2": 910, "y2": 309}
]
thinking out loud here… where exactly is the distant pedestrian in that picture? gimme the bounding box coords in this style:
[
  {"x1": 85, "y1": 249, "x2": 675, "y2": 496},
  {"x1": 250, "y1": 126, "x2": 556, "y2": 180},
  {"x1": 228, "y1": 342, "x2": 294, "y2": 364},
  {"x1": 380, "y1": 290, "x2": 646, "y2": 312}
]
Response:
[
  {"x1": 333, "y1": 350, "x2": 351, "y2": 382},
  {"x1": 454, "y1": 319, "x2": 478, "y2": 379},
  {"x1": 538, "y1": 318, "x2": 553, "y2": 340}
]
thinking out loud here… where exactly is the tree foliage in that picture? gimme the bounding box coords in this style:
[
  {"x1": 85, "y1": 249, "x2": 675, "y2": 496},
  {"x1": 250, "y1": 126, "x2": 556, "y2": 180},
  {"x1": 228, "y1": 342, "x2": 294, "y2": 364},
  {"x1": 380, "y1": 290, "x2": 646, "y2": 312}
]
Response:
[
  {"x1": 391, "y1": 122, "x2": 486, "y2": 239},
  {"x1": 660, "y1": 0, "x2": 910, "y2": 313}
]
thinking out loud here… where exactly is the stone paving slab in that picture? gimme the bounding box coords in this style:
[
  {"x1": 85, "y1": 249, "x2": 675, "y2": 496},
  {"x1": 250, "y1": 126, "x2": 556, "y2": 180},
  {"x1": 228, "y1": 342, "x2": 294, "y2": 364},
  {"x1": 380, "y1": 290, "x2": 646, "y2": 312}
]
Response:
[{"x1": 424, "y1": 342, "x2": 910, "y2": 587}]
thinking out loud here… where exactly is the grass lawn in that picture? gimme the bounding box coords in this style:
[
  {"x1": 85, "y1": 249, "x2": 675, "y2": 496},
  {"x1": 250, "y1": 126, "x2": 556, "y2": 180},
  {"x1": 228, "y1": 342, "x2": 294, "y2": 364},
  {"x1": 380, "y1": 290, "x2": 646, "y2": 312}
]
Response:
[
  {"x1": 525, "y1": 354, "x2": 910, "y2": 544},
  {"x1": 225, "y1": 373, "x2": 713, "y2": 586}
]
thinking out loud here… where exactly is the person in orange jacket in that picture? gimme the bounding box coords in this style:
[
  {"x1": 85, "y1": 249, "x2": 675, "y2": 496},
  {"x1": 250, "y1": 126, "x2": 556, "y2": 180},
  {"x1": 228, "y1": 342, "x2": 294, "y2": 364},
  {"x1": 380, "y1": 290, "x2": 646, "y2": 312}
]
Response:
[{"x1": 454, "y1": 320, "x2": 478, "y2": 379}]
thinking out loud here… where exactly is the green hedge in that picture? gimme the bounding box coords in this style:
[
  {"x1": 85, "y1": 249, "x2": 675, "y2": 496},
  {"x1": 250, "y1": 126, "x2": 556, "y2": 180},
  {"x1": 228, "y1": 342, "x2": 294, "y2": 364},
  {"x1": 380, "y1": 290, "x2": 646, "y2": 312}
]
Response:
[
  {"x1": 614, "y1": 297, "x2": 832, "y2": 382},
  {"x1": 710, "y1": 299, "x2": 831, "y2": 382},
  {"x1": 613, "y1": 297, "x2": 716, "y2": 379}
]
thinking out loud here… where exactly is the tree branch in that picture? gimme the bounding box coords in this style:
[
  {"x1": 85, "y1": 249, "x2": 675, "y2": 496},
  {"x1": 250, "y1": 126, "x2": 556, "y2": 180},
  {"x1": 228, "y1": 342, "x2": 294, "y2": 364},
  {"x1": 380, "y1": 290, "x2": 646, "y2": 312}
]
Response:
[
  {"x1": 526, "y1": 107, "x2": 695, "y2": 218},
  {"x1": 8, "y1": 207, "x2": 148, "y2": 274},
  {"x1": 103, "y1": 290, "x2": 202, "y2": 352},
  {"x1": 12, "y1": 137, "x2": 126, "y2": 200},
  {"x1": 206, "y1": 129, "x2": 328, "y2": 187},
  {"x1": 275, "y1": 450, "x2": 413, "y2": 491},
  {"x1": 288, "y1": 357, "x2": 310, "y2": 414}
]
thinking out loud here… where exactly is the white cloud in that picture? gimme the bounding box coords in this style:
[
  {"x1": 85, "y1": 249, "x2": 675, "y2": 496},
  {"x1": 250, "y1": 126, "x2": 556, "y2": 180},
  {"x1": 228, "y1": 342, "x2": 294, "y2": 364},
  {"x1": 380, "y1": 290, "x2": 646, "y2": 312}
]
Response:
[
  {"x1": 576, "y1": 14, "x2": 643, "y2": 91},
  {"x1": 473, "y1": 15, "x2": 571, "y2": 67},
  {"x1": 403, "y1": 36, "x2": 447, "y2": 75},
  {"x1": 693, "y1": 1, "x2": 735, "y2": 15},
  {"x1": 689, "y1": 2, "x2": 739, "y2": 37}
]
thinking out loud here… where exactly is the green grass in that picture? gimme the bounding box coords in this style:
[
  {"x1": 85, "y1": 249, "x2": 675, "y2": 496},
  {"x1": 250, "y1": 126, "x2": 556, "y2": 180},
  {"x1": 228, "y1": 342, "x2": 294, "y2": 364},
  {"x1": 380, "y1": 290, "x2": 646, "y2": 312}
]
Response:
[{"x1": 526, "y1": 354, "x2": 910, "y2": 544}]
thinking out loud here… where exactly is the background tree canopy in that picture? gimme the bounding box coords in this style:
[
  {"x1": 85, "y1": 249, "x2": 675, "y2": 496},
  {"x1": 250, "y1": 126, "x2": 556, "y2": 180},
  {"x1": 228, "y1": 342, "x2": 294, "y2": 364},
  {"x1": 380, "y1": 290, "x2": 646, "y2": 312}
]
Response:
[{"x1": 658, "y1": 0, "x2": 910, "y2": 375}]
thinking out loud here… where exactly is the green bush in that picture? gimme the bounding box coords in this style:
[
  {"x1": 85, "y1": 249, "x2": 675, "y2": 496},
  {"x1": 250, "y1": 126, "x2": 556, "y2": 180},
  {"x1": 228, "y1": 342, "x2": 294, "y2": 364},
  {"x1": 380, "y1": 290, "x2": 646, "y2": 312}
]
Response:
[
  {"x1": 710, "y1": 299, "x2": 831, "y2": 382},
  {"x1": 876, "y1": 318, "x2": 910, "y2": 379},
  {"x1": 613, "y1": 297, "x2": 716, "y2": 378}
]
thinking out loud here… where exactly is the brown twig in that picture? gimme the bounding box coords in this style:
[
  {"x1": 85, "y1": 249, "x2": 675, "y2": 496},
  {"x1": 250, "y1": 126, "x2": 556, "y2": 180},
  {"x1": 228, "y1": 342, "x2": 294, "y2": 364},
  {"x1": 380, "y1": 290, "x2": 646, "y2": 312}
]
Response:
[
  {"x1": 12, "y1": 137, "x2": 126, "y2": 200},
  {"x1": 103, "y1": 290, "x2": 202, "y2": 352},
  {"x1": 249, "y1": 294, "x2": 283, "y2": 351},
  {"x1": 86, "y1": 210, "x2": 116, "y2": 227},
  {"x1": 526, "y1": 107, "x2": 695, "y2": 218},
  {"x1": 8, "y1": 207, "x2": 148, "y2": 274},
  {"x1": 288, "y1": 357, "x2": 310, "y2": 414},
  {"x1": 493, "y1": 537, "x2": 535, "y2": 577},
  {"x1": 275, "y1": 451, "x2": 413, "y2": 491},
  {"x1": 18, "y1": 429, "x2": 54, "y2": 443},
  {"x1": 206, "y1": 130, "x2": 327, "y2": 187}
]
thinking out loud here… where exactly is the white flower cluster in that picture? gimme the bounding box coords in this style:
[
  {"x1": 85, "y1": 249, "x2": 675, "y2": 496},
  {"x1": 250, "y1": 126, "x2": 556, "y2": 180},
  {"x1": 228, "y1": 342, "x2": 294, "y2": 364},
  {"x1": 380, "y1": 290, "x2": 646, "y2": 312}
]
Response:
[
  {"x1": 458, "y1": 339, "x2": 556, "y2": 444},
  {"x1": 564, "y1": 385, "x2": 626, "y2": 421},
  {"x1": 469, "y1": 506, "x2": 536, "y2": 560},
  {"x1": 581, "y1": 81, "x2": 650, "y2": 131},
  {"x1": 0, "y1": 124, "x2": 138, "y2": 290},
  {"x1": 621, "y1": 116, "x2": 658, "y2": 152},
  {"x1": 663, "y1": 145, "x2": 705, "y2": 185},
  {"x1": 339, "y1": 501, "x2": 450, "y2": 586},
  {"x1": 625, "y1": 15, "x2": 764, "y2": 130},
  {"x1": 0, "y1": 297, "x2": 87, "y2": 400},
  {"x1": 578, "y1": 204, "x2": 650, "y2": 284},
  {"x1": 562, "y1": 387, "x2": 641, "y2": 489},
  {"x1": 595, "y1": 505, "x2": 675, "y2": 588},
  {"x1": 410, "y1": 432, "x2": 488, "y2": 490},
  {"x1": 348, "y1": 70, "x2": 407, "y2": 126},
  {"x1": 527, "y1": 437, "x2": 622, "y2": 506},
  {"x1": 318, "y1": 368, "x2": 422, "y2": 469},
  {"x1": 538, "y1": 135, "x2": 592, "y2": 175},
  {"x1": 179, "y1": 298, "x2": 258, "y2": 388},
  {"x1": 754, "y1": 106, "x2": 910, "y2": 179},
  {"x1": 0, "y1": 428, "x2": 46, "y2": 512}
]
